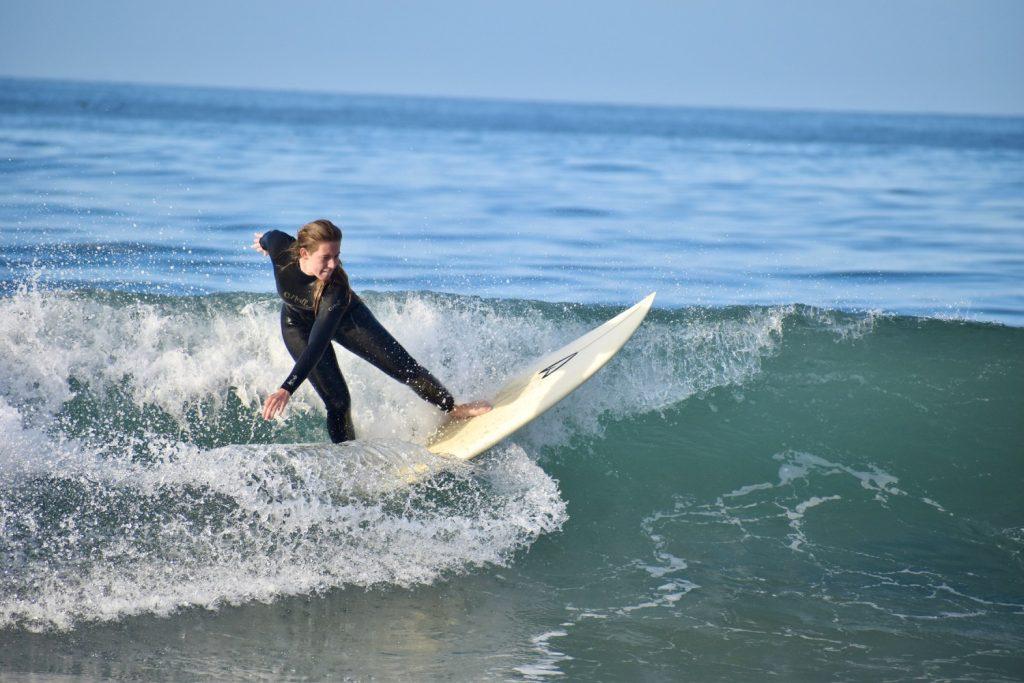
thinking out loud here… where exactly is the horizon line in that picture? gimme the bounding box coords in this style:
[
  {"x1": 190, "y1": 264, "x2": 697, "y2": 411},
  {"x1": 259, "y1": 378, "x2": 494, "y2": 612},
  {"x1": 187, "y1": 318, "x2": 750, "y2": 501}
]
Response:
[{"x1": 3, "y1": 73, "x2": 1022, "y2": 122}]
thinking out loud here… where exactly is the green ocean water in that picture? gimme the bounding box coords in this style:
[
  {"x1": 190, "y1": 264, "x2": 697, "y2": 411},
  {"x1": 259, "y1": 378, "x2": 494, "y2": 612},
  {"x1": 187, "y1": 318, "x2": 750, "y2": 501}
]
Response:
[{"x1": 1, "y1": 290, "x2": 1021, "y2": 680}]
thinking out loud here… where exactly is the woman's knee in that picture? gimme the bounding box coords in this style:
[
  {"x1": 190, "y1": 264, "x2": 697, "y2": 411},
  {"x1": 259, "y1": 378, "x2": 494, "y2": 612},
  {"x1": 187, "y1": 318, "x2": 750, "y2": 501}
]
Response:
[{"x1": 322, "y1": 390, "x2": 350, "y2": 414}]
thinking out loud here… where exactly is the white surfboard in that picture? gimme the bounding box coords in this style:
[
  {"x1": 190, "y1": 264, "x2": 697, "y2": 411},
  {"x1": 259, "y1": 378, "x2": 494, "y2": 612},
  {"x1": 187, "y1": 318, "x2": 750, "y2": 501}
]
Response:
[{"x1": 408, "y1": 292, "x2": 656, "y2": 475}]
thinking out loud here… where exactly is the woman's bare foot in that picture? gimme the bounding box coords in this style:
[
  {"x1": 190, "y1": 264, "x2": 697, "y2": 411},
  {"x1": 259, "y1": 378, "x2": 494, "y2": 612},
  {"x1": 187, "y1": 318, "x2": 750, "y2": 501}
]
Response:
[{"x1": 449, "y1": 400, "x2": 493, "y2": 419}]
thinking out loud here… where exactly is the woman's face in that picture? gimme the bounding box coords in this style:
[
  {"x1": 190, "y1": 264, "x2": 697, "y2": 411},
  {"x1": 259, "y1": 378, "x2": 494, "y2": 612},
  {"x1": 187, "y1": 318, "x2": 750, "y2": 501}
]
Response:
[{"x1": 300, "y1": 241, "x2": 341, "y2": 281}]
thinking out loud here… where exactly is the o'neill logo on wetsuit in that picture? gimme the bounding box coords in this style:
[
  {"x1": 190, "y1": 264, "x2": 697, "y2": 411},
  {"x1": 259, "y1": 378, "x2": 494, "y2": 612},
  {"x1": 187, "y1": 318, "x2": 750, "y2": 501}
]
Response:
[
  {"x1": 539, "y1": 352, "x2": 578, "y2": 379},
  {"x1": 283, "y1": 291, "x2": 311, "y2": 308}
]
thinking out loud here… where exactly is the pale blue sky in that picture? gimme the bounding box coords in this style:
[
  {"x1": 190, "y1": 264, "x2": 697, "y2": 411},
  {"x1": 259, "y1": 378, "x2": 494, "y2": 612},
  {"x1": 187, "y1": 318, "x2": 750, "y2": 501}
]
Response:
[{"x1": 2, "y1": 0, "x2": 1022, "y2": 115}]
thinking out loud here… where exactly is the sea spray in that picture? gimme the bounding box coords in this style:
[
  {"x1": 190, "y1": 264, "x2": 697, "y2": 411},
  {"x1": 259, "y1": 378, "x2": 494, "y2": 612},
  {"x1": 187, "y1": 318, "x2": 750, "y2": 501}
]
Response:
[{"x1": 1, "y1": 430, "x2": 566, "y2": 631}]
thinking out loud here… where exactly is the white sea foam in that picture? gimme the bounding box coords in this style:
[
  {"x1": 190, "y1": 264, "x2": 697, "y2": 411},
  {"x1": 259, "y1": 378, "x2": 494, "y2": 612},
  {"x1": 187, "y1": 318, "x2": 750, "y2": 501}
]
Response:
[
  {"x1": 0, "y1": 435, "x2": 566, "y2": 632},
  {"x1": 658, "y1": 449, "x2": 949, "y2": 560},
  {"x1": 785, "y1": 495, "x2": 842, "y2": 551},
  {"x1": 513, "y1": 629, "x2": 573, "y2": 679},
  {"x1": 0, "y1": 288, "x2": 576, "y2": 631},
  {"x1": 772, "y1": 451, "x2": 907, "y2": 499}
]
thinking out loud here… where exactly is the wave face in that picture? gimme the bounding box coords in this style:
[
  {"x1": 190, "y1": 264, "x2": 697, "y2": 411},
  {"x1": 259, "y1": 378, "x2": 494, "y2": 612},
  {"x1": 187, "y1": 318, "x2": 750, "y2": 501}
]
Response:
[{"x1": 1, "y1": 287, "x2": 1022, "y2": 679}]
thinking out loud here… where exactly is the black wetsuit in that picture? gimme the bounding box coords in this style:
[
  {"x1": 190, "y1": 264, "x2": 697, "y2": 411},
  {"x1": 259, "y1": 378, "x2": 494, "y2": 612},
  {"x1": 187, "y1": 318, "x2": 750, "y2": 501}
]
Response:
[{"x1": 259, "y1": 230, "x2": 455, "y2": 442}]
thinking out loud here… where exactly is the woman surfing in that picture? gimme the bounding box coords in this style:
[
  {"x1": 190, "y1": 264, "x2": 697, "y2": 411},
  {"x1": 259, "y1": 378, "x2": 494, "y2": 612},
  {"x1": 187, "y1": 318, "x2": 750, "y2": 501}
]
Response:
[{"x1": 253, "y1": 219, "x2": 491, "y2": 442}]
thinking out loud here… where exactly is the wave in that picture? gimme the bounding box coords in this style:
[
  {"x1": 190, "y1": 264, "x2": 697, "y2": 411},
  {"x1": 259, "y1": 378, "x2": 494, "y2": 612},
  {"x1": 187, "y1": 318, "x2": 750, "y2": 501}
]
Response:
[{"x1": 0, "y1": 285, "x2": 1020, "y2": 632}]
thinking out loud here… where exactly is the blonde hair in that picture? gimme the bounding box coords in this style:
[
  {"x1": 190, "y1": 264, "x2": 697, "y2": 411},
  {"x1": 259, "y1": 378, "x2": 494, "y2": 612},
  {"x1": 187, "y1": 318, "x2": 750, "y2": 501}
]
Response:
[{"x1": 289, "y1": 219, "x2": 353, "y2": 314}]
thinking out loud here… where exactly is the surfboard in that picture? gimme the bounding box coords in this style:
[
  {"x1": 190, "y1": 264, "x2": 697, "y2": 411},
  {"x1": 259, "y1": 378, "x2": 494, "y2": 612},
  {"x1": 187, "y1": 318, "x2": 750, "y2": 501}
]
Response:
[{"x1": 390, "y1": 292, "x2": 656, "y2": 482}]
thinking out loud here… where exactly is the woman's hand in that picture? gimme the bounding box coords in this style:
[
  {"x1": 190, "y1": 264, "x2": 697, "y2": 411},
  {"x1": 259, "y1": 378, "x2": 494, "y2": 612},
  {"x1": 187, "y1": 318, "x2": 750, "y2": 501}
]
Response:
[
  {"x1": 262, "y1": 387, "x2": 291, "y2": 420},
  {"x1": 252, "y1": 232, "x2": 268, "y2": 255},
  {"x1": 449, "y1": 400, "x2": 493, "y2": 420}
]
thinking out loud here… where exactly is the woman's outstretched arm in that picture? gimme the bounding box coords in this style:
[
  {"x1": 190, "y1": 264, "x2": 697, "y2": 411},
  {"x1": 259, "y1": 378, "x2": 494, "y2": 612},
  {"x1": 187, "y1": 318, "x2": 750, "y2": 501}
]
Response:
[{"x1": 262, "y1": 291, "x2": 348, "y2": 420}]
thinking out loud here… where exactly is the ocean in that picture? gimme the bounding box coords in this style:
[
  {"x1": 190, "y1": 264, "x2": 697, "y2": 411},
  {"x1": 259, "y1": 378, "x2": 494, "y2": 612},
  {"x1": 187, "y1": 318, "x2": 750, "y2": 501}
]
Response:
[{"x1": 1, "y1": 77, "x2": 1022, "y2": 680}]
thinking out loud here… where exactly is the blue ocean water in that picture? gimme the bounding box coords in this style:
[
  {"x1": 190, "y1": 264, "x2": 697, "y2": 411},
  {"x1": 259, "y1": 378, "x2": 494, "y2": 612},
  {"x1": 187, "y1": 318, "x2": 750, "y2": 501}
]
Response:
[
  {"x1": 2, "y1": 77, "x2": 1023, "y2": 322},
  {"x1": 0, "y1": 78, "x2": 1022, "y2": 680}
]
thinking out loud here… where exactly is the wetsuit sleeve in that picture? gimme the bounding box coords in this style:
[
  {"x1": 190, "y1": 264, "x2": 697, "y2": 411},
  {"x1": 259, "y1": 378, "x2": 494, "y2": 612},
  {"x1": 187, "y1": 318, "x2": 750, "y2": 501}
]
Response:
[
  {"x1": 280, "y1": 290, "x2": 349, "y2": 394},
  {"x1": 259, "y1": 230, "x2": 294, "y2": 261}
]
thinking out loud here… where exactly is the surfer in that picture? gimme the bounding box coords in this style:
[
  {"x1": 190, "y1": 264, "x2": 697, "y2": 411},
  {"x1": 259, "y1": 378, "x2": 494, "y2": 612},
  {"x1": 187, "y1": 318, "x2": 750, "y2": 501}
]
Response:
[{"x1": 253, "y1": 219, "x2": 491, "y2": 442}]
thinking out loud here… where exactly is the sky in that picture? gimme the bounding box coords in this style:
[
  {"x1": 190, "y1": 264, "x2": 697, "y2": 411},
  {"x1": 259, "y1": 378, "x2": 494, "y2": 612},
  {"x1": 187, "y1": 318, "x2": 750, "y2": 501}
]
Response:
[{"x1": 1, "y1": 0, "x2": 1022, "y2": 116}]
